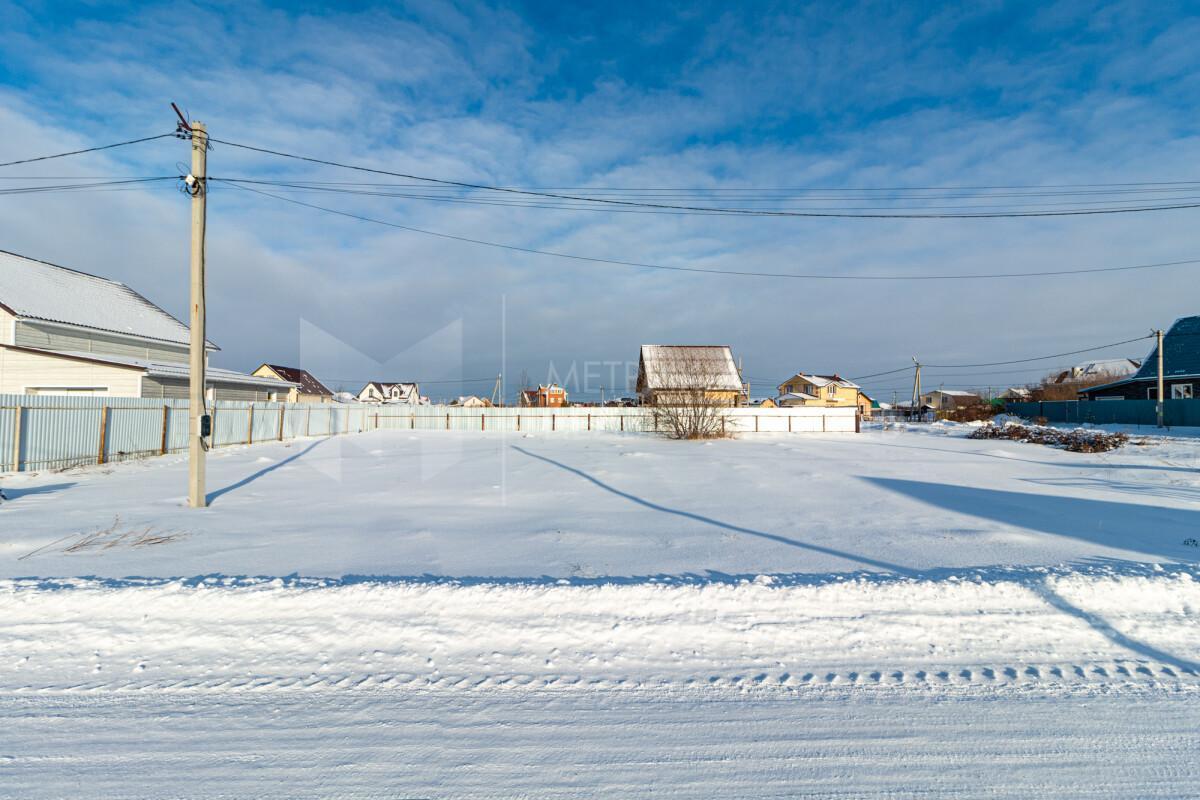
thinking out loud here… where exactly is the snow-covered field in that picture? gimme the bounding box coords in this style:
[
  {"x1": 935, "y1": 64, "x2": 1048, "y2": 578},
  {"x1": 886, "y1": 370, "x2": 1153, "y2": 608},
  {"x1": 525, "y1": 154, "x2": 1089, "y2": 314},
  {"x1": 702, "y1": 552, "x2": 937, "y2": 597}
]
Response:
[{"x1": 2, "y1": 424, "x2": 1199, "y2": 797}]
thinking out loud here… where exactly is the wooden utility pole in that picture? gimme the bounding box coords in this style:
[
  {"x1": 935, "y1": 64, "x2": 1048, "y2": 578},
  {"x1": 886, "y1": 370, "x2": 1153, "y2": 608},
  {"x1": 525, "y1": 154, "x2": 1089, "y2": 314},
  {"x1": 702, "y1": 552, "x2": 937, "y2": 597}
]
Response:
[
  {"x1": 1155, "y1": 328, "x2": 1165, "y2": 428},
  {"x1": 187, "y1": 119, "x2": 209, "y2": 507}
]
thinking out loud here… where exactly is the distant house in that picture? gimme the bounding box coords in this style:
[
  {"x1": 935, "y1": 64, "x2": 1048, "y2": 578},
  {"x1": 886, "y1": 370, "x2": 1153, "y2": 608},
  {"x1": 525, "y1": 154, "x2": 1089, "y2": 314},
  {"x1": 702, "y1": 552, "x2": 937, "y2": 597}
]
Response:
[
  {"x1": 452, "y1": 395, "x2": 490, "y2": 408},
  {"x1": 1052, "y1": 358, "x2": 1141, "y2": 384},
  {"x1": 751, "y1": 397, "x2": 777, "y2": 408},
  {"x1": 357, "y1": 381, "x2": 420, "y2": 404},
  {"x1": 999, "y1": 387, "x2": 1031, "y2": 401},
  {"x1": 519, "y1": 384, "x2": 568, "y2": 408},
  {"x1": 1081, "y1": 316, "x2": 1200, "y2": 400},
  {"x1": 636, "y1": 345, "x2": 746, "y2": 407},
  {"x1": 920, "y1": 389, "x2": 982, "y2": 410},
  {"x1": 775, "y1": 373, "x2": 863, "y2": 411},
  {"x1": 252, "y1": 364, "x2": 334, "y2": 403},
  {"x1": 0, "y1": 250, "x2": 294, "y2": 400}
]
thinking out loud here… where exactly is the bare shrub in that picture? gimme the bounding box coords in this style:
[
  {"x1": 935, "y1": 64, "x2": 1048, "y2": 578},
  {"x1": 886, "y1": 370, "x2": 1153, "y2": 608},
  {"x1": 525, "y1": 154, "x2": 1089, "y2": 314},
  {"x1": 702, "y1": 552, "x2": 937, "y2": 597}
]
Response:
[
  {"x1": 651, "y1": 397, "x2": 732, "y2": 439},
  {"x1": 1030, "y1": 370, "x2": 1129, "y2": 401},
  {"x1": 940, "y1": 403, "x2": 998, "y2": 423}
]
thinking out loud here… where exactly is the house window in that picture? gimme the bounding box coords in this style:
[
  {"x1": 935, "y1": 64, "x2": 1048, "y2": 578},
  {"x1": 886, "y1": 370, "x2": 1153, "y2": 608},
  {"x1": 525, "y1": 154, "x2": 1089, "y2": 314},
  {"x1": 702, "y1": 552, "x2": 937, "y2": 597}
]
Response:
[
  {"x1": 1172, "y1": 384, "x2": 1193, "y2": 400},
  {"x1": 829, "y1": 385, "x2": 837, "y2": 397}
]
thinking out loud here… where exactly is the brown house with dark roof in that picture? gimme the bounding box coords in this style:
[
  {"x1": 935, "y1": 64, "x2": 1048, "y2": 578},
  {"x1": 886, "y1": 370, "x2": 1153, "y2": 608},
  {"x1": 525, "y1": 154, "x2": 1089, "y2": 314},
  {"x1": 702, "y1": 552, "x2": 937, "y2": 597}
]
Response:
[{"x1": 251, "y1": 364, "x2": 334, "y2": 403}]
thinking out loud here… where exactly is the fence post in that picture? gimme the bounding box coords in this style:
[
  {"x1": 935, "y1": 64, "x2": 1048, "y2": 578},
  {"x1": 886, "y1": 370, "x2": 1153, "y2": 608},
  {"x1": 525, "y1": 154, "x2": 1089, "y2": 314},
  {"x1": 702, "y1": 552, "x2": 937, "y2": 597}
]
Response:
[
  {"x1": 587, "y1": 413, "x2": 591, "y2": 431},
  {"x1": 517, "y1": 414, "x2": 521, "y2": 431},
  {"x1": 855, "y1": 411, "x2": 862, "y2": 433},
  {"x1": 97, "y1": 405, "x2": 109, "y2": 465},
  {"x1": 306, "y1": 406, "x2": 311, "y2": 437},
  {"x1": 755, "y1": 415, "x2": 759, "y2": 433},
  {"x1": 159, "y1": 402, "x2": 169, "y2": 453},
  {"x1": 278, "y1": 406, "x2": 285, "y2": 441},
  {"x1": 247, "y1": 404, "x2": 255, "y2": 445},
  {"x1": 211, "y1": 406, "x2": 218, "y2": 448},
  {"x1": 788, "y1": 415, "x2": 792, "y2": 433},
  {"x1": 410, "y1": 413, "x2": 414, "y2": 430},
  {"x1": 822, "y1": 413, "x2": 826, "y2": 433},
  {"x1": 482, "y1": 413, "x2": 486, "y2": 431},
  {"x1": 12, "y1": 404, "x2": 23, "y2": 472},
  {"x1": 620, "y1": 415, "x2": 624, "y2": 432},
  {"x1": 446, "y1": 413, "x2": 450, "y2": 430},
  {"x1": 552, "y1": 413, "x2": 556, "y2": 432}
]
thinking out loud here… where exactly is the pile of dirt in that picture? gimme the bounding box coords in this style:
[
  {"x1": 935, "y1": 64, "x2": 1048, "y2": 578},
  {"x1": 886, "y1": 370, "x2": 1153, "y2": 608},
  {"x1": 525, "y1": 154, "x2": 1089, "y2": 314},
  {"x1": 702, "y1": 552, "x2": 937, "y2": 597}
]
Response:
[{"x1": 968, "y1": 423, "x2": 1128, "y2": 453}]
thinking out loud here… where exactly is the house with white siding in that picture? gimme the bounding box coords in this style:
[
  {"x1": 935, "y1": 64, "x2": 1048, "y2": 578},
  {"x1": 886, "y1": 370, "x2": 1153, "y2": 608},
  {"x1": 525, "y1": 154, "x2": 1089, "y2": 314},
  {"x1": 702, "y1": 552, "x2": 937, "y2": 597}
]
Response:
[
  {"x1": 0, "y1": 250, "x2": 295, "y2": 400},
  {"x1": 357, "y1": 381, "x2": 421, "y2": 404}
]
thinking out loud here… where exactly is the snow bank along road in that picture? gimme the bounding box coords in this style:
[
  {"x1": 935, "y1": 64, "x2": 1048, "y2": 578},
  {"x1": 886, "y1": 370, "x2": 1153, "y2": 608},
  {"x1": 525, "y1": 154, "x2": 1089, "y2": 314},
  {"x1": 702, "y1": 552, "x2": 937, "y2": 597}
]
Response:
[{"x1": 2, "y1": 425, "x2": 1199, "y2": 795}]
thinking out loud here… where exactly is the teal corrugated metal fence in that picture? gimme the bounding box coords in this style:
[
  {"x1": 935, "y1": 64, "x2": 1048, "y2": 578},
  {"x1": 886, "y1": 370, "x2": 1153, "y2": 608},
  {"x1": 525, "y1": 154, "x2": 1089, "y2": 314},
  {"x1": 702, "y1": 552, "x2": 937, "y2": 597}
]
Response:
[{"x1": 1005, "y1": 399, "x2": 1200, "y2": 427}]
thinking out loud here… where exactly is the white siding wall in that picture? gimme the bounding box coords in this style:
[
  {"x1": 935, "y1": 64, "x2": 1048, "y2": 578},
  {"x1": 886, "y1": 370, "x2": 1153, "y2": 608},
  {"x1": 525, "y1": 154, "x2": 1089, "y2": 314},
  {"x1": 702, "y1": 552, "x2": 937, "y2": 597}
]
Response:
[
  {"x1": 0, "y1": 307, "x2": 14, "y2": 345},
  {"x1": 0, "y1": 347, "x2": 144, "y2": 396},
  {"x1": 14, "y1": 321, "x2": 190, "y2": 363}
]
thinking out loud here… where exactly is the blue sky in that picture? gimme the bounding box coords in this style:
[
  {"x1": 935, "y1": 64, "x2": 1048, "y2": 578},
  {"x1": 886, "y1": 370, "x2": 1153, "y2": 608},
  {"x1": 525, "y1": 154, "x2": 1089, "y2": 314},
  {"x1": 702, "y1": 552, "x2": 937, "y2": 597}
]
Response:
[{"x1": 1, "y1": 1, "x2": 1198, "y2": 400}]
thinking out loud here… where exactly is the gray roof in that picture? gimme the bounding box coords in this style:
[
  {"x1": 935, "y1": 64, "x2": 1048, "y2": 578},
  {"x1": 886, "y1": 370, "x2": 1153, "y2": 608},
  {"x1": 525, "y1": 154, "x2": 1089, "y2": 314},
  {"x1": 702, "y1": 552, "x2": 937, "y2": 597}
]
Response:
[
  {"x1": 0, "y1": 250, "x2": 211, "y2": 348},
  {"x1": 638, "y1": 345, "x2": 743, "y2": 392}
]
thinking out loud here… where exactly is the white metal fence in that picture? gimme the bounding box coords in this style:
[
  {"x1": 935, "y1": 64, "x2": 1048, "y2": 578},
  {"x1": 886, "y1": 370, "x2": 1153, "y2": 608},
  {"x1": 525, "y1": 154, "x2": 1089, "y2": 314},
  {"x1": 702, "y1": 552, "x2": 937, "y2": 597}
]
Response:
[{"x1": 0, "y1": 394, "x2": 856, "y2": 473}]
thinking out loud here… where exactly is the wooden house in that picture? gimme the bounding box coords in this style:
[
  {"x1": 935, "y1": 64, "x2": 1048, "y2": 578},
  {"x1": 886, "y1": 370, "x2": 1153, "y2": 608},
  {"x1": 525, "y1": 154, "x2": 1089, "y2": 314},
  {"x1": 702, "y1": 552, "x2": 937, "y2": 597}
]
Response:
[{"x1": 636, "y1": 345, "x2": 745, "y2": 406}]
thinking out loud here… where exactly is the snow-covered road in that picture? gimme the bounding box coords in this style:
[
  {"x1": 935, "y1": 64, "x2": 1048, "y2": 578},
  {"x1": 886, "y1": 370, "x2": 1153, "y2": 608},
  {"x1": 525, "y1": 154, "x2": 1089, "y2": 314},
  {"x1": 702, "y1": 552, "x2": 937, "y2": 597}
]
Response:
[{"x1": 4, "y1": 688, "x2": 1198, "y2": 798}]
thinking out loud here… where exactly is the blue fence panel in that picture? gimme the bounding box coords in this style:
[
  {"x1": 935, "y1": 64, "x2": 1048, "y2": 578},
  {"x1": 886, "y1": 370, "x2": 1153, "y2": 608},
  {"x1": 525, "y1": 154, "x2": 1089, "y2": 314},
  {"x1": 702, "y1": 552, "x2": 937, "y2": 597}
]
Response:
[{"x1": 1005, "y1": 398, "x2": 1198, "y2": 427}]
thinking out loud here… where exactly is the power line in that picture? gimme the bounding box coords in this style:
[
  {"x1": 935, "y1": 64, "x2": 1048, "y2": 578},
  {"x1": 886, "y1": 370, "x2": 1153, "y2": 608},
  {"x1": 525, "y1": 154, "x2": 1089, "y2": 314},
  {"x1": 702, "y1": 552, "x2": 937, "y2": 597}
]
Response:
[
  {"x1": 209, "y1": 177, "x2": 1200, "y2": 216},
  {"x1": 0, "y1": 177, "x2": 178, "y2": 195},
  {"x1": 0, "y1": 133, "x2": 176, "y2": 169},
  {"x1": 924, "y1": 335, "x2": 1153, "y2": 369},
  {"x1": 219, "y1": 183, "x2": 1200, "y2": 282},
  {"x1": 208, "y1": 137, "x2": 1200, "y2": 219}
]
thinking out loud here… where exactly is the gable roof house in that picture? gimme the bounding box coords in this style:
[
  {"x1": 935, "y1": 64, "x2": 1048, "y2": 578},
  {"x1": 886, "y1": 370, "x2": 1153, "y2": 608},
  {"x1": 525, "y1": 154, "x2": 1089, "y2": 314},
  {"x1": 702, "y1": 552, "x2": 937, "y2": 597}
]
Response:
[
  {"x1": 252, "y1": 364, "x2": 334, "y2": 403},
  {"x1": 356, "y1": 381, "x2": 420, "y2": 404},
  {"x1": 0, "y1": 250, "x2": 295, "y2": 400},
  {"x1": 1081, "y1": 316, "x2": 1200, "y2": 401},
  {"x1": 775, "y1": 373, "x2": 863, "y2": 410},
  {"x1": 636, "y1": 345, "x2": 746, "y2": 407},
  {"x1": 920, "y1": 389, "x2": 982, "y2": 410}
]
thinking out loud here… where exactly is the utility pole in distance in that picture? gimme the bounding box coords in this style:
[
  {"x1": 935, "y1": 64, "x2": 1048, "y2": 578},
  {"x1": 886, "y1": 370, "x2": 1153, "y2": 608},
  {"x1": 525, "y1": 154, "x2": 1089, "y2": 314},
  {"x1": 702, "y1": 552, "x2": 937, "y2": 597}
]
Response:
[
  {"x1": 911, "y1": 357, "x2": 922, "y2": 422},
  {"x1": 183, "y1": 114, "x2": 209, "y2": 507},
  {"x1": 1155, "y1": 328, "x2": 1165, "y2": 428}
]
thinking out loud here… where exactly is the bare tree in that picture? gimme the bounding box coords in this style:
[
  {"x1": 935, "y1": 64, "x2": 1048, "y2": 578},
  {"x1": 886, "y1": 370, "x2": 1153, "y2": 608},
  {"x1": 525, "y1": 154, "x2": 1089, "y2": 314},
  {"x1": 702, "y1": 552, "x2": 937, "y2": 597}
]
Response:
[
  {"x1": 643, "y1": 349, "x2": 739, "y2": 439},
  {"x1": 1030, "y1": 369, "x2": 1128, "y2": 401}
]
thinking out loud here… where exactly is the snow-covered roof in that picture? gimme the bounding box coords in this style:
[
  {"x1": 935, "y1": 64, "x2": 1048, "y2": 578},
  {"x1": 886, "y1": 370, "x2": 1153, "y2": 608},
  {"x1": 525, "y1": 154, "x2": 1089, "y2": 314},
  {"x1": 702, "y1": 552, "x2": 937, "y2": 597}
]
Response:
[
  {"x1": 6, "y1": 346, "x2": 296, "y2": 390},
  {"x1": 930, "y1": 389, "x2": 978, "y2": 397},
  {"x1": 0, "y1": 250, "x2": 211, "y2": 349},
  {"x1": 780, "y1": 373, "x2": 861, "y2": 390},
  {"x1": 777, "y1": 391, "x2": 819, "y2": 401},
  {"x1": 638, "y1": 345, "x2": 743, "y2": 392}
]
